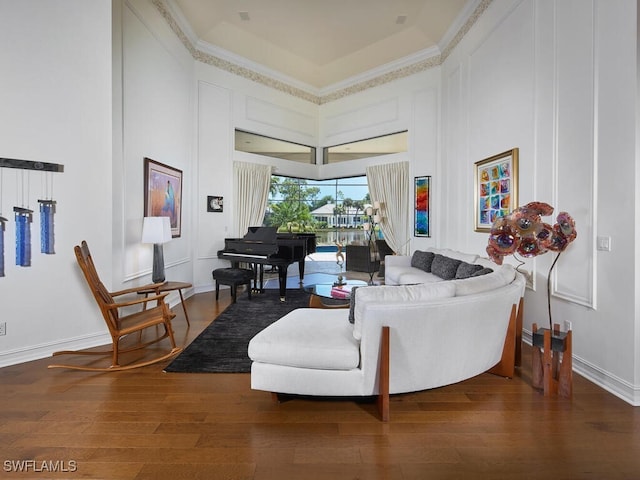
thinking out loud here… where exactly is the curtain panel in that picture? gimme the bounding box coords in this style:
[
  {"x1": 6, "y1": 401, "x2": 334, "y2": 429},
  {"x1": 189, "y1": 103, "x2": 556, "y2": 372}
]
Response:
[
  {"x1": 366, "y1": 161, "x2": 411, "y2": 255},
  {"x1": 233, "y1": 161, "x2": 271, "y2": 236}
]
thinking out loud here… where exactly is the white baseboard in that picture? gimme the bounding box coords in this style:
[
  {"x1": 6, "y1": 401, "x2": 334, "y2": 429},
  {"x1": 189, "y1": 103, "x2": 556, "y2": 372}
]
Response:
[
  {"x1": 522, "y1": 330, "x2": 639, "y2": 406},
  {"x1": 0, "y1": 331, "x2": 111, "y2": 369},
  {"x1": 0, "y1": 295, "x2": 194, "y2": 369},
  {"x1": 194, "y1": 284, "x2": 215, "y2": 294}
]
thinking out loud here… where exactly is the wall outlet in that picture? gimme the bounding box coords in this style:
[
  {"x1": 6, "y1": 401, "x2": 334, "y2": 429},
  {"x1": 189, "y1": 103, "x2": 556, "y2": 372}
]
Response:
[
  {"x1": 0, "y1": 322, "x2": 6, "y2": 336},
  {"x1": 597, "y1": 236, "x2": 611, "y2": 251},
  {"x1": 564, "y1": 320, "x2": 572, "y2": 332}
]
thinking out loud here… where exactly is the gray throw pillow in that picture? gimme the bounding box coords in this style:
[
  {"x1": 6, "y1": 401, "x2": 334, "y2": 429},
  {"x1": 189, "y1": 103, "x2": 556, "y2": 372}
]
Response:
[
  {"x1": 348, "y1": 286, "x2": 361, "y2": 324},
  {"x1": 455, "y1": 262, "x2": 485, "y2": 279},
  {"x1": 431, "y1": 254, "x2": 462, "y2": 280},
  {"x1": 471, "y1": 267, "x2": 494, "y2": 277},
  {"x1": 411, "y1": 250, "x2": 435, "y2": 272}
]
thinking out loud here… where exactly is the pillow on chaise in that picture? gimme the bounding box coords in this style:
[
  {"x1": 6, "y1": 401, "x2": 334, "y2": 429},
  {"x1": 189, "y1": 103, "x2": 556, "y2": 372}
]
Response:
[
  {"x1": 411, "y1": 250, "x2": 435, "y2": 272},
  {"x1": 431, "y1": 254, "x2": 462, "y2": 280}
]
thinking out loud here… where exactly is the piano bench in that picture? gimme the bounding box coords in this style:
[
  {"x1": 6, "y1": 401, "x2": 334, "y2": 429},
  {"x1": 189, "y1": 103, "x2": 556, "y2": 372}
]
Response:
[{"x1": 213, "y1": 268, "x2": 254, "y2": 303}]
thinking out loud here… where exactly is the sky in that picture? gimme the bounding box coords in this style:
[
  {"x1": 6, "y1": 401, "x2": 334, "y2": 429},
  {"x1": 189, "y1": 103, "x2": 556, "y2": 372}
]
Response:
[{"x1": 270, "y1": 175, "x2": 369, "y2": 204}]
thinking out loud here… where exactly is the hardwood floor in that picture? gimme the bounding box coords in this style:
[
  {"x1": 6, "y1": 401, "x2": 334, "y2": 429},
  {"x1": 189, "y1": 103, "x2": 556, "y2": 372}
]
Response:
[{"x1": 1, "y1": 289, "x2": 639, "y2": 479}]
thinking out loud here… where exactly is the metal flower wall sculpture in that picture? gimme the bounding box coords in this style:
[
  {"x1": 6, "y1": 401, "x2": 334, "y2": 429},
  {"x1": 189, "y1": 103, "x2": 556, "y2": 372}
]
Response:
[{"x1": 486, "y1": 201, "x2": 577, "y2": 330}]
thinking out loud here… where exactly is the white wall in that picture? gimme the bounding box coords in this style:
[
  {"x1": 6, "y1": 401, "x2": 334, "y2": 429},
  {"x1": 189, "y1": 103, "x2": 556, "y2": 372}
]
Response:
[
  {"x1": 193, "y1": 61, "x2": 322, "y2": 291},
  {"x1": 192, "y1": 59, "x2": 443, "y2": 288},
  {"x1": 441, "y1": 0, "x2": 638, "y2": 405},
  {"x1": 0, "y1": 0, "x2": 194, "y2": 367},
  {"x1": 115, "y1": 0, "x2": 194, "y2": 289},
  {"x1": 319, "y1": 70, "x2": 442, "y2": 252},
  {"x1": 0, "y1": 0, "x2": 113, "y2": 364}
]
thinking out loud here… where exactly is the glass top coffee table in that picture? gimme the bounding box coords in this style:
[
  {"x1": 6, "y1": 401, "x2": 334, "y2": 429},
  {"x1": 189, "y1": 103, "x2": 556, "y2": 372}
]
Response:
[{"x1": 304, "y1": 280, "x2": 368, "y2": 308}]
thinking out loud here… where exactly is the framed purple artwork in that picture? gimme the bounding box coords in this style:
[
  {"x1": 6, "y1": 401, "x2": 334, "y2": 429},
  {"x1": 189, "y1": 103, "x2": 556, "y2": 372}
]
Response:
[{"x1": 144, "y1": 157, "x2": 183, "y2": 238}]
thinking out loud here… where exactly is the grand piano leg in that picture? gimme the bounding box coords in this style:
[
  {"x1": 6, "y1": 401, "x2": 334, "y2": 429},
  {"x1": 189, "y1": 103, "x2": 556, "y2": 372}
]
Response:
[
  {"x1": 277, "y1": 265, "x2": 288, "y2": 301},
  {"x1": 297, "y1": 259, "x2": 305, "y2": 284},
  {"x1": 249, "y1": 263, "x2": 264, "y2": 293},
  {"x1": 258, "y1": 264, "x2": 265, "y2": 292}
]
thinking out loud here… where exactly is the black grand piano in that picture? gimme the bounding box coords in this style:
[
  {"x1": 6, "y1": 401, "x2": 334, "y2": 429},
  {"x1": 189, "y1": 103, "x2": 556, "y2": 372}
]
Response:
[{"x1": 217, "y1": 227, "x2": 316, "y2": 301}]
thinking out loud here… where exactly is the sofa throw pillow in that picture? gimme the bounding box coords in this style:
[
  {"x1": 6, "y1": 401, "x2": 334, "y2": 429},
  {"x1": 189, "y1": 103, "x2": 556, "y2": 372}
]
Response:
[
  {"x1": 455, "y1": 262, "x2": 485, "y2": 279},
  {"x1": 471, "y1": 267, "x2": 493, "y2": 277},
  {"x1": 431, "y1": 254, "x2": 462, "y2": 280},
  {"x1": 411, "y1": 250, "x2": 435, "y2": 272},
  {"x1": 453, "y1": 264, "x2": 515, "y2": 296},
  {"x1": 348, "y1": 286, "x2": 361, "y2": 324}
]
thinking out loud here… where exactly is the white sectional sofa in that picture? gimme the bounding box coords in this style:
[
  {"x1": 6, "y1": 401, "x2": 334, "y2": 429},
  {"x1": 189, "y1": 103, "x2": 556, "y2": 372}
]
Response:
[{"x1": 248, "y1": 249, "x2": 525, "y2": 419}]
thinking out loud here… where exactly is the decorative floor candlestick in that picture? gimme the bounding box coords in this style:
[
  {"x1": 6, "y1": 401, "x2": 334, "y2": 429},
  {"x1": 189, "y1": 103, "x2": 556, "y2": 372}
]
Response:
[
  {"x1": 14, "y1": 207, "x2": 33, "y2": 267},
  {"x1": 38, "y1": 199, "x2": 56, "y2": 254},
  {"x1": 363, "y1": 201, "x2": 383, "y2": 284},
  {"x1": 0, "y1": 216, "x2": 6, "y2": 277}
]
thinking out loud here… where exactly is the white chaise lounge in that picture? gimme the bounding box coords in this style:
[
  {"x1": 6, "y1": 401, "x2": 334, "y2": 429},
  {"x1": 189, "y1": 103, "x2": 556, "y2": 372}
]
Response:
[{"x1": 248, "y1": 251, "x2": 525, "y2": 420}]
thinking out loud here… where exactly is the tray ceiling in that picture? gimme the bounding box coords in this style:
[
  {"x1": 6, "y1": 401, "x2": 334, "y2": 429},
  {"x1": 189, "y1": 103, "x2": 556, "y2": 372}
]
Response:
[{"x1": 169, "y1": 0, "x2": 470, "y2": 89}]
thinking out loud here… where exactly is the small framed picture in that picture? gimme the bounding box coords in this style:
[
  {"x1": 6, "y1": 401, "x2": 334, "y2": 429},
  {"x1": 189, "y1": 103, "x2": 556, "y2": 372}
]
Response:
[
  {"x1": 474, "y1": 148, "x2": 519, "y2": 232},
  {"x1": 207, "y1": 196, "x2": 223, "y2": 212}
]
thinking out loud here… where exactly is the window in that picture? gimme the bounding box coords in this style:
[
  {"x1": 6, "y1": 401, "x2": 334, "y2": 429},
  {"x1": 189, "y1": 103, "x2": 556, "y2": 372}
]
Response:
[
  {"x1": 235, "y1": 130, "x2": 315, "y2": 164},
  {"x1": 323, "y1": 131, "x2": 408, "y2": 164},
  {"x1": 266, "y1": 175, "x2": 371, "y2": 247}
]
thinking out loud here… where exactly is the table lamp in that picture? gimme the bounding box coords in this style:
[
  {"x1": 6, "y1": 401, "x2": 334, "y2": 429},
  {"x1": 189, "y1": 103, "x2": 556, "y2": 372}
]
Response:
[{"x1": 142, "y1": 216, "x2": 172, "y2": 283}]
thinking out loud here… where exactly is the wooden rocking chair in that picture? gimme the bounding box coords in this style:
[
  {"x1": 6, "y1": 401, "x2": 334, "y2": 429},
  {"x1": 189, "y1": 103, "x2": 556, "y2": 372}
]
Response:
[{"x1": 48, "y1": 240, "x2": 182, "y2": 371}]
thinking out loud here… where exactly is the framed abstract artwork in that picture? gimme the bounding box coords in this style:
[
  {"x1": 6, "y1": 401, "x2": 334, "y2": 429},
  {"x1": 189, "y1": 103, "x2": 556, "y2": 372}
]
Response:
[
  {"x1": 474, "y1": 148, "x2": 519, "y2": 232},
  {"x1": 414, "y1": 176, "x2": 431, "y2": 237},
  {"x1": 144, "y1": 157, "x2": 183, "y2": 238}
]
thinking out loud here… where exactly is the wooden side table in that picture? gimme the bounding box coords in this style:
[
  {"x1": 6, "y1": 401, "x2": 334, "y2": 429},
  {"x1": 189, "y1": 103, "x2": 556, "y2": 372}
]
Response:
[
  {"x1": 138, "y1": 281, "x2": 192, "y2": 326},
  {"x1": 532, "y1": 322, "x2": 572, "y2": 398}
]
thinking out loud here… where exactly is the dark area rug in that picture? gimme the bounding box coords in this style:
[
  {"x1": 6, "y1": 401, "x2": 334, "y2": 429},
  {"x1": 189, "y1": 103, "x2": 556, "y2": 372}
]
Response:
[{"x1": 164, "y1": 288, "x2": 312, "y2": 373}]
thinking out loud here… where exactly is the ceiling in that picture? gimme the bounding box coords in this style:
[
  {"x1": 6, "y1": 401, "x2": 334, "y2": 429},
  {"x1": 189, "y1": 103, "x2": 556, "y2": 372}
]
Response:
[{"x1": 169, "y1": 0, "x2": 470, "y2": 89}]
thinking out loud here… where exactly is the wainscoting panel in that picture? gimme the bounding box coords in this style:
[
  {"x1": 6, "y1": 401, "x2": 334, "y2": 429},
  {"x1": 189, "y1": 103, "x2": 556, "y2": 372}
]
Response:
[
  {"x1": 551, "y1": 0, "x2": 596, "y2": 309},
  {"x1": 324, "y1": 98, "x2": 400, "y2": 140},
  {"x1": 245, "y1": 96, "x2": 316, "y2": 143},
  {"x1": 197, "y1": 81, "x2": 233, "y2": 262}
]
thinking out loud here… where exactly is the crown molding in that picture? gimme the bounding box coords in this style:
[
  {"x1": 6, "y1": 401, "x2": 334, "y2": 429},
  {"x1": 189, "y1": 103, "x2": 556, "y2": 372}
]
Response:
[
  {"x1": 439, "y1": 0, "x2": 486, "y2": 58},
  {"x1": 318, "y1": 46, "x2": 441, "y2": 101},
  {"x1": 154, "y1": 0, "x2": 493, "y2": 104},
  {"x1": 161, "y1": 0, "x2": 198, "y2": 46},
  {"x1": 195, "y1": 38, "x2": 322, "y2": 99}
]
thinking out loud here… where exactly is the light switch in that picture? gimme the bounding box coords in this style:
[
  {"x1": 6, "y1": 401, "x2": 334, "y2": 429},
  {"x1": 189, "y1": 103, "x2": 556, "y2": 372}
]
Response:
[{"x1": 597, "y1": 236, "x2": 611, "y2": 251}]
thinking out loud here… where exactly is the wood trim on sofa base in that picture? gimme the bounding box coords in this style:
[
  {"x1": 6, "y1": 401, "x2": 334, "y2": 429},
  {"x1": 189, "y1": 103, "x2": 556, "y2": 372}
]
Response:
[
  {"x1": 515, "y1": 296, "x2": 523, "y2": 367},
  {"x1": 487, "y1": 301, "x2": 519, "y2": 378},
  {"x1": 377, "y1": 326, "x2": 390, "y2": 422}
]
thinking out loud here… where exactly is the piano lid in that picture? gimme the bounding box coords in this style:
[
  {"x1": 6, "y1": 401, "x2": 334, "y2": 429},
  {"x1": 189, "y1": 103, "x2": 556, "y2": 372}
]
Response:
[{"x1": 243, "y1": 226, "x2": 278, "y2": 242}]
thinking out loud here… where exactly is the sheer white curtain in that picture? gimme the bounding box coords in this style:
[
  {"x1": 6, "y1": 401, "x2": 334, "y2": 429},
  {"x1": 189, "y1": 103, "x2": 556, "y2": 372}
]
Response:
[
  {"x1": 366, "y1": 161, "x2": 411, "y2": 255},
  {"x1": 233, "y1": 161, "x2": 272, "y2": 236}
]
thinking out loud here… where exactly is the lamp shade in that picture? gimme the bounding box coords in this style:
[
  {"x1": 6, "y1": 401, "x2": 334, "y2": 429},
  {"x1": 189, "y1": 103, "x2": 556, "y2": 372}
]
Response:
[{"x1": 142, "y1": 216, "x2": 172, "y2": 244}]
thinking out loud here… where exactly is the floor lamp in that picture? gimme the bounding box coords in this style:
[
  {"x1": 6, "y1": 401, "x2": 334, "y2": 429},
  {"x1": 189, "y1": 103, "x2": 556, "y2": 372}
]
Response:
[{"x1": 142, "y1": 216, "x2": 172, "y2": 283}]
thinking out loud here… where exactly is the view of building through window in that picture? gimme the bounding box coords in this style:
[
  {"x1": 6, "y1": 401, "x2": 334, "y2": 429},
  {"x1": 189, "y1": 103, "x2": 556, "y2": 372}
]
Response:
[{"x1": 265, "y1": 175, "x2": 374, "y2": 248}]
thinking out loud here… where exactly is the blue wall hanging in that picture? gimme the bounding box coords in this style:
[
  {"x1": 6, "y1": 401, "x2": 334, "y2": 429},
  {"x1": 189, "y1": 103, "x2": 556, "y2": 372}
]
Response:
[{"x1": 14, "y1": 207, "x2": 33, "y2": 267}]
